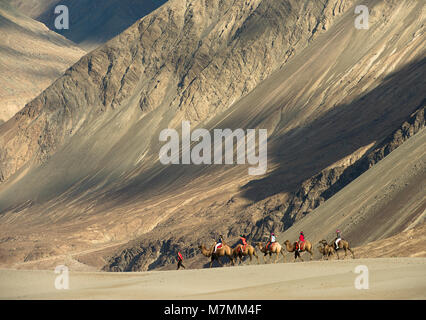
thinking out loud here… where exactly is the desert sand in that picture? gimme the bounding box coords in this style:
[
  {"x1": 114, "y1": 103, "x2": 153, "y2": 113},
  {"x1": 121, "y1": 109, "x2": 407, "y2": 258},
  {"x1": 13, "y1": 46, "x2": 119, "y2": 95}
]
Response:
[{"x1": 1, "y1": 257, "x2": 425, "y2": 300}]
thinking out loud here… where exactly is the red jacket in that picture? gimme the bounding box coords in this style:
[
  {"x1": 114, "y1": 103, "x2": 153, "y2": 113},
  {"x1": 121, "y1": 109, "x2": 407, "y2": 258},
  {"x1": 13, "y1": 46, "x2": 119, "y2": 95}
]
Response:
[
  {"x1": 177, "y1": 252, "x2": 183, "y2": 261},
  {"x1": 299, "y1": 234, "x2": 305, "y2": 242}
]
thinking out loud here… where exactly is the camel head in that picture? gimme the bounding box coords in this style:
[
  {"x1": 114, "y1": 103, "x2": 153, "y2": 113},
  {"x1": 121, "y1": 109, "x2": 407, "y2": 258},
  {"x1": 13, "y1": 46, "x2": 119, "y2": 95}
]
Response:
[
  {"x1": 284, "y1": 240, "x2": 290, "y2": 245},
  {"x1": 319, "y1": 240, "x2": 328, "y2": 246},
  {"x1": 199, "y1": 244, "x2": 212, "y2": 257}
]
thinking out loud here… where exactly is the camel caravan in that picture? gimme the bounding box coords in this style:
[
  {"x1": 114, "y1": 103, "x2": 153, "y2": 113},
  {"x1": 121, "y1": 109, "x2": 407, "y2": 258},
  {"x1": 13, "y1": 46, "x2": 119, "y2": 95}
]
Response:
[{"x1": 197, "y1": 230, "x2": 355, "y2": 268}]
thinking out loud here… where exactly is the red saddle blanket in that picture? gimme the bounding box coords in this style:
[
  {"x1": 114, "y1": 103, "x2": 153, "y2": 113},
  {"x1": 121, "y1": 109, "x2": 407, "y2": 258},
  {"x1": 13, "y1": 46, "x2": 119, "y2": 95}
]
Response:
[
  {"x1": 238, "y1": 245, "x2": 247, "y2": 253},
  {"x1": 266, "y1": 242, "x2": 277, "y2": 250},
  {"x1": 296, "y1": 241, "x2": 305, "y2": 250}
]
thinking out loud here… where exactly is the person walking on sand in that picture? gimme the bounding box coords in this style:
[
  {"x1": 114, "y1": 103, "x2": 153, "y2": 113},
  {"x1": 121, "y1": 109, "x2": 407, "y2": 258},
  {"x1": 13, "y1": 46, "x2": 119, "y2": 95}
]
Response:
[{"x1": 177, "y1": 251, "x2": 185, "y2": 270}]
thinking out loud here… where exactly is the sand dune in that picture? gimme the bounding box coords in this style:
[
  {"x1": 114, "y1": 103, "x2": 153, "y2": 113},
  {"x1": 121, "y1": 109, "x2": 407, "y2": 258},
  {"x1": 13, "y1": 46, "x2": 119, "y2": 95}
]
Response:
[{"x1": 0, "y1": 258, "x2": 425, "y2": 299}]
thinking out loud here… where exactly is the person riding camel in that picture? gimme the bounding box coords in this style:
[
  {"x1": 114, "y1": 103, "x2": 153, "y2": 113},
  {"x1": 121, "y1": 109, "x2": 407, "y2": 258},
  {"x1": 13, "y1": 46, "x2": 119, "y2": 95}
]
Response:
[
  {"x1": 214, "y1": 235, "x2": 224, "y2": 254},
  {"x1": 297, "y1": 231, "x2": 305, "y2": 252},
  {"x1": 335, "y1": 229, "x2": 342, "y2": 250},
  {"x1": 266, "y1": 232, "x2": 276, "y2": 251},
  {"x1": 240, "y1": 234, "x2": 247, "y2": 253}
]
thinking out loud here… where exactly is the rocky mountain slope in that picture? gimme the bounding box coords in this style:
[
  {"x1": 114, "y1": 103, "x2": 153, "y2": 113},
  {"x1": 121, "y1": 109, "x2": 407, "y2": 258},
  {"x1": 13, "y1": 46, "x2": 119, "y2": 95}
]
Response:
[
  {"x1": 0, "y1": 0, "x2": 424, "y2": 271},
  {"x1": 353, "y1": 223, "x2": 426, "y2": 259},
  {"x1": 107, "y1": 108, "x2": 425, "y2": 271},
  {"x1": 0, "y1": 0, "x2": 85, "y2": 123}
]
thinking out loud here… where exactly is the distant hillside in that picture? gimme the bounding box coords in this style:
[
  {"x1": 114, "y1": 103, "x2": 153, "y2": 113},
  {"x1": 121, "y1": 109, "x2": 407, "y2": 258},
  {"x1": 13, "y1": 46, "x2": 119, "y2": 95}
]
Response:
[
  {"x1": 10, "y1": 0, "x2": 168, "y2": 50},
  {"x1": 0, "y1": 0, "x2": 85, "y2": 122}
]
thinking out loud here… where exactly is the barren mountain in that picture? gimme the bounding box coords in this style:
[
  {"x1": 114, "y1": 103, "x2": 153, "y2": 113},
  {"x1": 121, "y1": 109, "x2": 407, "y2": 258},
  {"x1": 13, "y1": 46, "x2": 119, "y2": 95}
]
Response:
[
  {"x1": 0, "y1": 0, "x2": 85, "y2": 123},
  {"x1": 0, "y1": 0, "x2": 424, "y2": 272},
  {"x1": 354, "y1": 223, "x2": 426, "y2": 259},
  {"x1": 10, "y1": 0, "x2": 168, "y2": 50}
]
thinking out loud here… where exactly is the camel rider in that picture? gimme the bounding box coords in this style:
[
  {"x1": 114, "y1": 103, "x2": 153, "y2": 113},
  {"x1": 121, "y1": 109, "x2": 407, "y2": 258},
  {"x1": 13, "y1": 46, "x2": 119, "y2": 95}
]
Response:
[
  {"x1": 214, "y1": 235, "x2": 224, "y2": 254},
  {"x1": 297, "y1": 231, "x2": 305, "y2": 252},
  {"x1": 240, "y1": 235, "x2": 247, "y2": 253},
  {"x1": 335, "y1": 229, "x2": 342, "y2": 250},
  {"x1": 266, "y1": 232, "x2": 276, "y2": 251}
]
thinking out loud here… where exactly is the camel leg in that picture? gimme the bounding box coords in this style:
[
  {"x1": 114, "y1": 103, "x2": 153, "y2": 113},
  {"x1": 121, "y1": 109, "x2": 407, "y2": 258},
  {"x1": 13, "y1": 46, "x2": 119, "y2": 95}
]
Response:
[
  {"x1": 281, "y1": 250, "x2": 286, "y2": 263},
  {"x1": 309, "y1": 249, "x2": 313, "y2": 261},
  {"x1": 229, "y1": 255, "x2": 235, "y2": 266},
  {"x1": 218, "y1": 257, "x2": 223, "y2": 267},
  {"x1": 350, "y1": 248, "x2": 355, "y2": 259},
  {"x1": 255, "y1": 252, "x2": 260, "y2": 264},
  {"x1": 295, "y1": 251, "x2": 303, "y2": 262},
  {"x1": 274, "y1": 252, "x2": 279, "y2": 264}
]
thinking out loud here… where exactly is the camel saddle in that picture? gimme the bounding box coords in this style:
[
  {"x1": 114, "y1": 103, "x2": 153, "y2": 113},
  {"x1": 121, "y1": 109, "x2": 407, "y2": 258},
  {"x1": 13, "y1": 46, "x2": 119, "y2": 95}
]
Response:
[
  {"x1": 296, "y1": 241, "x2": 305, "y2": 251},
  {"x1": 267, "y1": 242, "x2": 277, "y2": 251},
  {"x1": 238, "y1": 244, "x2": 247, "y2": 253}
]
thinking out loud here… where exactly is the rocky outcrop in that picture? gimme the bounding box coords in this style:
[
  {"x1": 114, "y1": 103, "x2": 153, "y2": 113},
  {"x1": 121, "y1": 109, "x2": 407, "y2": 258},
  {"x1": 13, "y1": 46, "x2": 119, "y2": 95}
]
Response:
[{"x1": 248, "y1": 105, "x2": 425, "y2": 238}]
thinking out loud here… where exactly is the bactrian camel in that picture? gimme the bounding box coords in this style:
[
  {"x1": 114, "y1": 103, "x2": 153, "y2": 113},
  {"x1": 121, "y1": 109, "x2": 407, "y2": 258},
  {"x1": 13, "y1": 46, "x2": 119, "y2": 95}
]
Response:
[
  {"x1": 198, "y1": 243, "x2": 235, "y2": 267},
  {"x1": 256, "y1": 242, "x2": 286, "y2": 263},
  {"x1": 232, "y1": 244, "x2": 259, "y2": 265},
  {"x1": 333, "y1": 238, "x2": 355, "y2": 259},
  {"x1": 284, "y1": 240, "x2": 314, "y2": 262},
  {"x1": 318, "y1": 240, "x2": 335, "y2": 260}
]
